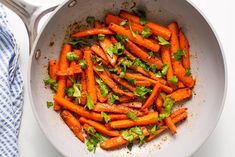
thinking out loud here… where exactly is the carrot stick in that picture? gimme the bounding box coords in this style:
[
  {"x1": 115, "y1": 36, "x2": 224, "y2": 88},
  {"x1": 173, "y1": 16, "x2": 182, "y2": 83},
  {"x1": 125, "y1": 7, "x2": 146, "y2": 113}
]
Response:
[
  {"x1": 124, "y1": 40, "x2": 162, "y2": 69},
  {"x1": 120, "y1": 102, "x2": 142, "y2": 109},
  {"x1": 84, "y1": 49, "x2": 97, "y2": 103},
  {"x1": 161, "y1": 46, "x2": 174, "y2": 84},
  {"x1": 119, "y1": 10, "x2": 171, "y2": 40},
  {"x1": 72, "y1": 28, "x2": 114, "y2": 38},
  {"x1": 111, "y1": 74, "x2": 135, "y2": 92},
  {"x1": 96, "y1": 85, "x2": 108, "y2": 103},
  {"x1": 155, "y1": 95, "x2": 163, "y2": 112},
  {"x1": 164, "y1": 117, "x2": 177, "y2": 134},
  {"x1": 54, "y1": 44, "x2": 71, "y2": 111},
  {"x1": 90, "y1": 44, "x2": 109, "y2": 62},
  {"x1": 178, "y1": 81, "x2": 185, "y2": 88},
  {"x1": 60, "y1": 110, "x2": 85, "y2": 142},
  {"x1": 167, "y1": 88, "x2": 192, "y2": 102},
  {"x1": 107, "y1": 112, "x2": 159, "y2": 129},
  {"x1": 94, "y1": 20, "x2": 103, "y2": 28},
  {"x1": 179, "y1": 31, "x2": 190, "y2": 69},
  {"x1": 135, "y1": 80, "x2": 151, "y2": 87},
  {"x1": 141, "y1": 83, "x2": 161, "y2": 110},
  {"x1": 109, "y1": 23, "x2": 160, "y2": 52},
  {"x1": 118, "y1": 96, "x2": 134, "y2": 103},
  {"x1": 48, "y1": 59, "x2": 58, "y2": 80},
  {"x1": 94, "y1": 68, "x2": 135, "y2": 98},
  {"x1": 170, "y1": 108, "x2": 187, "y2": 119},
  {"x1": 100, "y1": 127, "x2": 149, "y2": 150},
  {"x1": 93, "y1": 103, "x2": 144, "y2": 116},
  {"x1": 80, "y1": 71, "x2": 87, "y2": 105},
  {"x1": 66, "y1": 63, "x2": 76, "y2": 88},
  {"x1": 83, "y1": 124, "x2": 94, "y2": 133},
  {"x1": 79, "y1": 117, "x2": 120, "y2": 137},
  {"x1": 54, "y1": 96, "x2": 103, "y2": 122},
  {"x1": 108, "y1": 114, "x2": 129, "y2": 121}
]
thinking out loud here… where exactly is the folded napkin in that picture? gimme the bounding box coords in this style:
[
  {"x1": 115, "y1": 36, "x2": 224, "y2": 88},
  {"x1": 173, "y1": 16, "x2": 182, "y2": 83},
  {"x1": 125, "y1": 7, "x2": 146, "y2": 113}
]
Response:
[{"x1": 0, "y1": 5, "x2": 24, "y2": 157}]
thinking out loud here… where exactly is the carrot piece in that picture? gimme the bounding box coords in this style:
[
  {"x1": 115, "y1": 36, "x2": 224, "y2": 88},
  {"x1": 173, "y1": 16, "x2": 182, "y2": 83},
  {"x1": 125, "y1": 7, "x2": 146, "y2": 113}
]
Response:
[
  {"x1": 170, "y1": 108, "x2": 187, "y2": 119},
  {"x1": 120, "y1": 102, "x2": 142, "y2": 109},
  {"x1": 84, "y1": 49, "x2": 97, "y2": 103},
  {"x1": 94, "y1": 20, "x2": 103, "y2": 28},
  {"x1": 124, "y1": 40, "x2": 162, "y2": 69},
  {"x1": 155, "y1": 95, "x2": 164, "y2": 112},
  {"x1": 100, "y1": 127, "x2": 149, "y2": 150},
  {"x1": 54, "y1": 96, "x2": 103, "y2": 122},
  {"x1": 83, "y1": 123, "x2": 94, "y2": 133},
  {"x1": 179, "y1": 31, "x2": 190, "y2": 69},
  {"x1": 80, "y1": 71, "x2": 87, "y2": 105},
  {"x1": 96, "y1": 85, "x2": 108, "y2": 103},
  {"x1": 72, "y1": 28, "x2": 114, "y2": 38},
  {"x1": 90, "y1": 44, "x2": 109, "y2": 62},
  {"x1": 135, "y1": 80, "x2": 152, "y2": 87},
  {"x1": 118, "y1": 96, "x2": 134, "y2": 103},
  {"x1": 124, "y1": 73, "x2": 157, "y2": 84},
  {"x1": 79, "y1": 117, "x2": 120, "y2": 137},
  {"x1": 109, "y1": 23, "x2": 160, "y2": 52},
  {"x1": 48, "y1": 59, "x2": 58, "y2": 80},
  {"x1": 108, "y1": 114, "x2": 129, "y2": 121},
  {"x1": 94, "y1": 68, "x2": 135, "y2": 97},
  {"x1": 99, "y1": 37, "x2": 118, "y2": 66},
  {"x1": 54, "y1": 44, "x2": 71, "y2": 111},
  {"x1": 141, "y1": 83, "x2": 161, "y2": 110},
  {"x1": 93, "y1": 103, "x2": 144, "y2": 116},
  {"x1": 60, "y1": 110, "x2": 85, "y2": 142},
  {"x1": 167, "y1": 88, "x2": 192, "y2": 102},
  {"x1": 119, "y1": 10, "x2": 171, "y2": 40},
  {"x1": 161, "y1": 46, "x2": 174, "y2": 84},
  {"x1": 107, "y1": 112, "x2": 159, "y2": 129},
  {"x1": 111, "y1": 74, "x2": 135, "y2": 92},
  {"x1": 178, "y1": 81, "x2": 185, "y2": 88},
  {"x1": 164, "y1": 117, "x2": 177, "y2": 134}
]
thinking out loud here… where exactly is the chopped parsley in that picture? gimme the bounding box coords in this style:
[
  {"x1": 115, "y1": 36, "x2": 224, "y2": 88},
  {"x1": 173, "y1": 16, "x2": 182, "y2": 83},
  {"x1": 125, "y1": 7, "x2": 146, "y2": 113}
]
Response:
[
  {"x1": 85, "y1": 94, "x2": 94, "y2": 110},
  {"x1": 96, "y1": 78, "x2": 108, "y2": 97},
  {"x1": 126, "y1": 112, "x2": 138, "y2": 121},
  {"x1": 95, "y1": 65, "x2": 104, "y2": 72},
  {"x1": 120, "y1": 19, "x2": 128, "y2": 26},
  {"x1": 156, "y1": 63, "x2": 169, "y2": 78},
  {"x1": 127, "y1": 142, "x2": 133, "y2": 151},
  {"x1": 121, "y1": 130, "x2": 134, "y2": 141},
  {"x1": 185, "y1": 68, "x2": 191, "y2": 76},
  {"x1": 101, "y1": 112, "x2": 110, "y2": 123},
  {"x1": 130, "y1": 126, "x2": 145, "y2": 142},
  {"x1": 158, "y1": 94, "x2": 174, "y2": 120},
  {"x1": 134, "y1": 86, "x2": 152, "y2": 98},
  {"x1": 116, "y1": 34, "x2": 129, "y2": 44},
  {"x1": 168, "y1": 75, "x2": 178, "y2": 85},
  {"x1": 68, "y1": 40, "x2": 89, "y2": 46},
  {"x1": 108, "y1": 93, "x2": 119, "y2": 104},
  {"x1": 106, "y1": 47, "x2": 114, "y2": 58},
  {"x1": 86, "y1": 16, "x2": 95, "y2": 24},
  {"x1": 98, "y1": 34, "x2": 105, "y2": 42},
  {"x1": 46, "y1": 101, "x2": 53, "y2": 108},
  {"x1": 86, "y1": 131, "x2": 104, "y2": 153},
  {"x1": 113, "y1": 42, "x2": 125, "y2": 55},
  {"x1": 141, "y1": 26, "x2": 151, "y2": 38},
  {"x1": 173, "y1": 48, "x2": 186, "y2": 61},
  {"x1": 119, "y1": 57, "x2": 133, "y2": 73},
  {"x1": 156, "y1": 36, "x2": 170, "y2": 47},
  {"x1": 43, "y1": 78, "x2": 58, "y2": 91},
  {"x1": 127, "y1": 78, "x2": 136, "y2": 85},
  {"x1": 79, "y1": 59, "x2": 88, "y2": 69}
]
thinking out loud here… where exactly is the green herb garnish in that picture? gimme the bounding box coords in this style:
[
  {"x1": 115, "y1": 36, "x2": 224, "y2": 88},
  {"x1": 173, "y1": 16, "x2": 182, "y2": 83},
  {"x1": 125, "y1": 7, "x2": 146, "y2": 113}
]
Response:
[
  {"x1": 44, "y1": 78, "x2": 58, "y2": 91},
  {"x1": 168, "y1": 75, "x2": 178, "y2": 85},
  {"x1": 134, "y1": 86, "x2": 152, "y2": 98},
  {"x1": 185, "y1": 68, "x2": 191, "y2": 76},
  {"x1": 101, "y1": 112, "x2": 110, "y2": 123},
  {"x1": 96, "y1": 78, "x2": 108, "y2": 97},
  {"x1": 85, "y1": 94, "x2": 94, "y2": 110},
  {"x1": 106, "y1": 47, "x2": 114, "y2": 58},
  {"x1": 126, "y1": 112, "x2": 138, "y2": 121},
  {"x1": 116, "y1": 34, "x2": 129, "y2": 44},
  {"x1": 127, "y1": 78, "x2": 136, "y2": 85},
  {"x1": 86, "y1": 16, "x2": 95, "y2": 24},
  {"x1": 108, "y1": 93, "x2": 119, "y2": 104},
  {"x1": 79, "y1": 59, "x2": 88, "y2": 69},
  {"x1": 173, "y1": 48, "x2": 186, "y2": 61},
  {"x1": 98, "y1": 34, "x2": 105, "y2": 42},
  {"x1": 120, "y1": 19, "x2": 128, "y2": 26},
  {"x1": 141, "y1": 26, "x2": 151, "y2": 38},
  {"x1": 121, "y1": 130, "x2": 134, "y2": 141},
  {"x1": 47, "y1": 102, "x2": 53, "y2": 108},
  {"x1": 156, "y1": 36, "x2": 170, "y2": 47},
  {"x1": 95, "y1": 65, "x2": 104, "y2": 72},
  {"x1": 86, "y1": 132, "x2": 104, "y2": 152}
]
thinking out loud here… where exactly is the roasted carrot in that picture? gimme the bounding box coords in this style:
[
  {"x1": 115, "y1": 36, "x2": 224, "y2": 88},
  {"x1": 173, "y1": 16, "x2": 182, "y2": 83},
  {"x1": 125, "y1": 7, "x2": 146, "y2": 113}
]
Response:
[
  {"x1": 164, "y1": 117, "x2": 177, "y2": 134},
  {"x1": 118, "y1": 96, "x2": 134, "y2": 103},
  {"x1": 111, "y1": 74, "x2": 135, "y2": 92},
  {"x1": 120, "y1": 102, "x2": 142, "y2": 109},
  {"x1": 90, "y1": 44, "x2": 109, "y2": 62},
  {"x1": 100, "y1": 127, "x2": 149, "y2": 150},
  {"x1": 72, "y1": 28, "x2": 114, "y2": 38},
  {"x1": 119, "y1": 10, "x2": 171, "y2": 40},
  {"x1": 84, "y1": 49, "x2": 97, "y2": 103},
  {"x1": 155, "y1": 95, "x2": 164, "y2": 112},
  {"x1": 141, "y1": 83, "x2": 161, "y2": 110},
  {"x1": 170, "y1": 108, "x2": 187, "y2": 119},
  {"x1": 54, "y1": 44, "x2": 71, "y2": 111},
  {"x1": 79, "y1": 117, "x2": 120, "y2": 137},
  {"x1": 96, "y1": 85, "x2": 108, "y2": 103},
  {"x1": 167, "y1": 88, "x2": 192, "y2": 102},
  {"x1": 108, "y1": 114, "x2": 129, "y2": 121},
  {"x1": 80, "y1": 71, "x2": 87, "y2": 105},
  {"x1": 60, "y1": 110, "x2": 85, "y2": 142},
  {"x1": 54, "y1": 96, "x2": 103, "y2": 122},
  {"x1": 48, "y1": 59, "x2": 58, "y2": 80},
  {"x1": 179, "y1": 31, "x2": 190, "y2": 69},
  {"x1": 161, "y1": 46, "x2": 174, "y2": 83},
  {"x1": 94, "y1": 20, "x2": 103, "y2": 28},
  {"x1": 124, "y1": 40, "x2": 162, "y2": 69},
  {"x1": 93, "y1": 103, "x2": 144, "y2": 116},
  {"x1": 83, "y1": 123, "x2": 94, "y2": 133},
  {"x1": 135, "y1": 80, "x2": 152, "y2": 87},
  {"x1": 107, "y1": 112, "x2": 159, "y2": 129},
  {"x1": 109, "y1": 23, "x2": 160, "y2": 52}
]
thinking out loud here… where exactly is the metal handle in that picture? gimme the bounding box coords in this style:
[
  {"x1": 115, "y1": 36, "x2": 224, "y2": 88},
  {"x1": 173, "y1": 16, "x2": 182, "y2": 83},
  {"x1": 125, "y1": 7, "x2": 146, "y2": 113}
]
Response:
[{"x1": 0, "y1": 0, "x2": 62, "y2": 49}]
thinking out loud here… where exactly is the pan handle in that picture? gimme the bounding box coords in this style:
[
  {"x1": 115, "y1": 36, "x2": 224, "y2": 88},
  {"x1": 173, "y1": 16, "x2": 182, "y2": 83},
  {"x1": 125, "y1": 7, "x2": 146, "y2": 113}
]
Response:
[{"x1": 0, "y1": 0, "x2": 62, "y2": 49}]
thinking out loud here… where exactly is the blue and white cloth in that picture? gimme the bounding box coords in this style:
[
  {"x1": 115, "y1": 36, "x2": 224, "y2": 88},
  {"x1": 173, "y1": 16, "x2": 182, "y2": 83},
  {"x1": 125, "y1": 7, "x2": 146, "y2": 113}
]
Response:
[{"x1": 0, "y1": 5, "x2": 24, "y2": 157}]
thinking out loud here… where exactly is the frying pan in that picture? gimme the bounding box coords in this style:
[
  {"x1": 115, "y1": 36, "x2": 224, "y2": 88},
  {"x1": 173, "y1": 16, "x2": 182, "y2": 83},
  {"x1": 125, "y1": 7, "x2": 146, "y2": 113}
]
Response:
[{"x1": 1, "y1": 0, "x2": 227, "y2": 156}]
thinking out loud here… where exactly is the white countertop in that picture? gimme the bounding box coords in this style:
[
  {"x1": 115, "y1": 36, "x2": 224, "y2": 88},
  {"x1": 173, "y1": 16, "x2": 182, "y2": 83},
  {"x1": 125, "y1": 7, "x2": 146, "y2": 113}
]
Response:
[{"x1": 4, "y1": 0, "x2": 235, "y2": 156}]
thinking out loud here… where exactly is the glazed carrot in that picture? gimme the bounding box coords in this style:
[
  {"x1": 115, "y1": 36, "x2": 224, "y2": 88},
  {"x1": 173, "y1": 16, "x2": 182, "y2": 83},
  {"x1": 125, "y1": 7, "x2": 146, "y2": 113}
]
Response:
[
  {"x1": 155, "y1": 95, "x2": 164, "y2": 112},
  {"x1": 109, "y1": 23, "x2": 160, "y2": 52},
  {"x1": 161, "y1": 46, "x2": 174, "y2": 82},
  {"x1": 80, "y1": 71, "x2": 87, "y2": 105},
  {"x1": 178, "y1": 81, "x2": 185, "y2": 88},
  {"x1": 96, "y1": 85, "x2": 108, "y2": 103},
  {"x1": 124, "y1": 40, "x2": 162, "y2": 69},
  {"x1": 135, "y1": 80, "x2": 151, "y2": 87},
  {"x1": 90, "y1": 44, "x2": 109, "y2": 62},
  {"x1": 94, "y1": 68, "x2": 135, "y2": 97},
  {"x1": 54, "y1": 96, "x2": 103, "y2": 122},
  {"x1": 120, "y1": 102, "x2": 142, "y2": 109},
  {"x1": 167, "y1": 88, "x2": 192, "y2": 102},
  {"x1": 93, "y1": 103, "x2": 144, "y2": 116},
  {"x1": 72, "y1": 28, "x2": 114, "y2": 38},
  {"x1": 99, "y1": 37, "x2": 118, "y2": 66},
  {"x1": 118, "y1": 96, "x2": 134, "y2": 103},
  {"x1": 66, "y1": 64, "x2": 76, "y2": 88},
  {"x1": 141, "y1": 83, "x2": 161, "y2": 110},
  {"x1": 170, "y1": 108, "x2": 187, "y2": 119},
  {"x1": 83, "y1": 123, "x2": 94, "y2": 133},
  {"x1": 111, "y1": 74, "x2": 135, "y2": 92},
  {"x1": 57, "y1": 63, "x2": 82, "y2": 76},
  {"x1": 119, "y1": 10, "x2": 171, "y2": 40},
  {"x1": 94, "y1": 20, "x2": 103, "y2": 28},
  {"x1": 48, "y1": 59, "x2": 58, "y2": 80},
  {"x1": 107, "y1": 112, "x2": 159, "y2": 129},
  {"x1": 84, "y1": 49, "x2": 97, "y2": 103},
  {"x1": 100, "y1": 127, "x2": 149, "y2": 150},
  {"x1": 79, "y1": 117, "x2": 120, "y2": 137},
  {"x1": 125, "y1": 73, "x2": 157, "y2": 84},
  {"x1": 108, "y1": 114, "x2": 129, "y2": 121},
  {"x1": 54, "y1": 44, "x2": 71, "y2": 111},
  {"x1": 60, "y1": 110, "x2": 85, "y2": 142},
  {"x1": 179, "y1": 31, "x2": 190, "y2": 69},
  {"x1": 164, "y1": 117, "x2": 177, "y2": 134}
]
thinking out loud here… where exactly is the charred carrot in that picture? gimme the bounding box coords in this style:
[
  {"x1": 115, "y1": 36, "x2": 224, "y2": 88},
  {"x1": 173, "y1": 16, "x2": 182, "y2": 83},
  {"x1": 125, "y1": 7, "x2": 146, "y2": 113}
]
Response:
[
  {"x1": 120, "y1": 102, "x2": 142, "y2": 109},
  {"x1": 164, "y1": 117, "x2": 177, "y2": 134},
  {"x1": 135, "y1": 80, "x2": 151, "y2": 87},
  {"x1": 170, "y1": 108, "x2": 187, "y2": 119},
  {"x1": 80, "y1": 71, "x2": 87, "y2": 105},
  {"x1": 48, "y1": 59, "x2": 58, "y2": 80},
  {"x1": 155, "y1": 95, "x2": 164, "y2": 112},
  {"x1": 167, "y1": 88, "x2": 192, "y2": 102},
  {"x1": 118, "y1": 96, "x2": 134, "y2": 103},
  {"x1": 72, "y1": 28, "x2": 114, "y2": 38},
  {"x1": 179, "y1": 31, "x2": 190, "y2": 69},
  {"x1": 111, "y1": 74, "x2": 135, "y2": 92}
]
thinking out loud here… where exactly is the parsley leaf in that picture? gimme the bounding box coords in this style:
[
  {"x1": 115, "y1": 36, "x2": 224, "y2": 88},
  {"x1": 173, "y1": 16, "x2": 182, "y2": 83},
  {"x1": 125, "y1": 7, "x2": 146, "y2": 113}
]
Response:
[
  {"x1": 95, "y1": 65, "x2": 104, "y2": 72},
  {"x1": 43, "y1": 78, "x2": 58, "y2": 91},
  {"x1": 68, "y1": 40, "x2": 89, "y2": 46},
  {"x1": 79, "y1": 59, "x2": 88, "y2": 69},
  {"x1": 47, "y1": 102, "x2": 53, "y2": 108},
  {"x1": 86, "y1": 132, "x2": 104, "y2": 152},
  {"x1": 158, "y1": 97, "x2": 174, "y2": 120},
  {"x1": 113, "y1": 42, "x2": 125, "y2": 55},
  {"x1": 73, "y1": 84, "x2": 82, "y2": 98},
  {"x1": 156, "y1": 36, "x2": 170, "y2": 47},
  {"x1": 96, "y1": 78, "x2": 108, "y2": 97},
  {"x1": 66, "y1": 52, "x2": 79, "y2": 61},
  {"x1": 126, "y1": 112, "x2": 138, "y2": 121},
  {"x1": 130, "y1": 126, "x2": 144, "y2": 142},
  {"x1": 134, "y1": 86, "x2": 152, "y2": 98},
  {"x1": 150, "y1": 125, "x2": 157, "y2": 134},
  {"x1": 119, "y1": 57, "x2": 133, "y2": 73},
  {"x1": 86, "y1": 16, "x2": 95, "y2": 24},
  {"x1": 85, "y1": 94, "x2": 94, "y2": 110},
  {"x1": 116, "y1": 34, "x2": 129, "y2": 44},
  {"x1": 150, "y1": 64, "x2": 157, "y2": 73},
  {"x1": 185, "y1": 68, "x2": 191, "y2": 76},
  {"x1": 173, "y1": 48, "x2": 186, "y2": 61},
  {"x1": 119, "y1": 72, "x2": 125, "y2": 78},
  {"x1": 108, "y1": 93, "x2": 119, "y2": 104},
  {"x1": 127, "y1": 142, "x2": 133, "y2": 151},
  {"x1": 148, "y1": 51, "x2": 154, "y2": 57},
  {"x1": 98, "y1": 34, "x2": 105, "y2": 42},
  {"x1": 101, "y1": 112, "x2": 110, "y2": 123},
  {"x1": 106, "y1": 47, "x2": 114, "y2": 58},
  {"x1": 141, "y1": 26, "x2": 151, "y2": 38},
  {"x1": 168, "y1": 75, "x2": 178, "y2": 85},
  {"x1": 161, "y1": 63, "x2": 169, "y2": 76},
  {"x1": 66, "y1": 87, "x2": 75, "y2": 97},
  {"x1": 121, "y1": 130, "x2": 134, "y2": 141},
  {"x1": 109, "y1": 67, "x2": 118, "y2": 73},
  {"x1": 127, "y1": 78, "x2": 136, "y2": 85},
  {"x1": 120, "y1": 19, "x2": 128, "y2": 26}
]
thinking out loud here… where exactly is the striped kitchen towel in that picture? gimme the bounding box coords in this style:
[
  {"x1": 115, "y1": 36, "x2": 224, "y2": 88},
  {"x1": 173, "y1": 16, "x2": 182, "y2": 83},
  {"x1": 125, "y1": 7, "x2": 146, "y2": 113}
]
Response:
[{"x1": 0, "y1": 5, "x2": 24, "y2": 157}]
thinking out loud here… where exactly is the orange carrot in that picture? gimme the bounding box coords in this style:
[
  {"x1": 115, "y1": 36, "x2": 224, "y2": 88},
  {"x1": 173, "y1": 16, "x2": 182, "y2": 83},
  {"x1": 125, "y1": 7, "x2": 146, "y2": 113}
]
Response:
[
  {"x1": 118, "y1": 96, "x2": 134, "y2": 103},
  {"x1": 179, "y1": 31, "x2": 190, "y2": 69},
  {"x1": 48, "y1": 59, "x2": 58, "y2": 80},
  {"x1": 124, "y1": 73, "x2": 157, "y2": 84},
  {"x1": 93, "y1": 103, "x2": 144, "y2": 116},
  {"x1": 155, "y1": 95, "x2": 164, "y2": 112},
  {"x1": 124, "y1": 40, "x2": 162, "y2": 69},
  {"x1": 135, "y1": 80, "x2": 151, "y2": 87},
  {"x1": 108, "y1": 114, "x2": 129, "y2": 121},
  {"x1": 120, "y1": 102, "x2": 142, "y2": 109},
  {"x1": 167, "y1": 88, "x2": 192, "y2": 102},
  {"x1": 80, "y1": 71, "x2": 87, "y2": 105},
  {"x1": 111, "y1": 74, "x2": 135, "y2": 92},
  {"x1": 109, "y1": 23, "x2": 160, "y2": 52},
  {"x1": 79, "y1": 117, "x2": 120, "y2": 137},
  {"x1": 60, "y1": 110, "x2": 85, "y2": 142},
  {"x1": 54, "y1": 96, "x2": 103, "y2": 122},
  {"x1": 141, "y1": 83, "x2": 161, "y2": 110},
  {"x1": 107, "y1": 112, "x2": 159, "y2": 129},
  {"x1": 83, "y1": 123, "x2": 94, "y2": 133},
  {"x1": 94, "y1": 20, "x2": 103, "y2": 28},
  {"x1": 54, "y1": 44, "x2": 71, "y2": 111},
  {"x1": 90, "y1": 44, "x2": 109, "y2": 62},
  {"x1": 84, "y1": 49, "x2": 97, "y2": 103},
  {"x1": 96, "y1": 85, "x2": 108, "y2": 103},
  {"x1": 178, "y1": 81, "x2": 185, "y2": 88},
  {"x1": 72, "y1": 28, "x2": 114, "y2": 38},
  {"x1": 170, "y1": 108, "x2": 187, "y2": 119},
  {"x1": 119, "y1": 10, "x2": 171, "y2": 40},
  {"x1": 164, "y1": 117, "x2": 177, "y2": 134},
  {"x1": 161, "y1": 46, "x2": 174, "y2": 84}
]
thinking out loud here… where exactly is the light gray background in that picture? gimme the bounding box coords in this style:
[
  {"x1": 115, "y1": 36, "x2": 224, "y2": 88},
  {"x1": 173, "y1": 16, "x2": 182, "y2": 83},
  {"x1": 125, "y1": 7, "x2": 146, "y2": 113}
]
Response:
[{"x1": 4, "y1": 0, "x2": 234, "y2": 156}]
